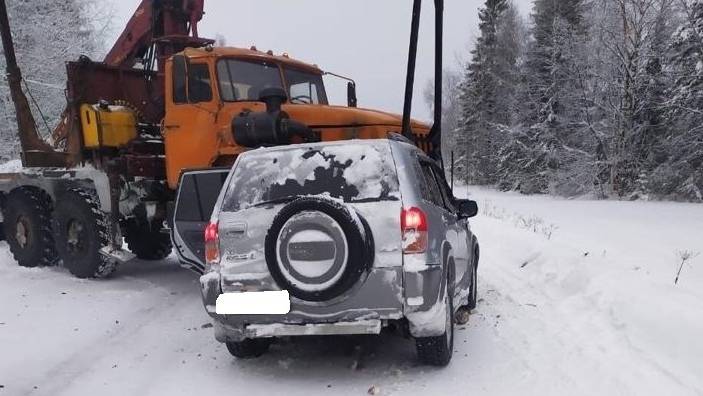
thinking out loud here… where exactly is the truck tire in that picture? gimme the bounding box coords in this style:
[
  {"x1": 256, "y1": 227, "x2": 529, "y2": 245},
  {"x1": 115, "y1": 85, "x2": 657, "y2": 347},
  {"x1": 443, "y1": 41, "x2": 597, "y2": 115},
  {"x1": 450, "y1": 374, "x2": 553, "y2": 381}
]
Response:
[
  {"x1": 124, "y1": 219, "x2": 172, "y2": 260},
  {"x1": 225, "y1": 339, "x2": 272, "y2": 359},
  {"x1": 53, "y1": 189, "x2": 117, "y2": 279},
  {"x1": 264, "y1": 197, "x2": 374, "y2": 302},
  {"x1": 416, "y1": 276, "x2": 455, "y2": 367},
  {"x1": 2, "y1": 187, "x2": 58, "y2": 268}
]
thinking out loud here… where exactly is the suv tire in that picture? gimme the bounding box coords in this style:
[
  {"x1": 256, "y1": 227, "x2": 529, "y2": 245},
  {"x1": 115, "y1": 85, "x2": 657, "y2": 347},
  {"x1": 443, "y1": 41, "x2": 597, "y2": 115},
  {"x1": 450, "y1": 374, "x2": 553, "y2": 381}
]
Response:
[
  {"x1": 226, "y1": 339, "x2": 272, "y2": 359},
  {"x1": 468, "y1": 245, "x2": 479, "y2": 310},
  {"x1": 416, "y1": 277, "x2": 455, "y2": 367},
  {"x1": 265, "y1": 197, "x2": 374, "y2": 302}
]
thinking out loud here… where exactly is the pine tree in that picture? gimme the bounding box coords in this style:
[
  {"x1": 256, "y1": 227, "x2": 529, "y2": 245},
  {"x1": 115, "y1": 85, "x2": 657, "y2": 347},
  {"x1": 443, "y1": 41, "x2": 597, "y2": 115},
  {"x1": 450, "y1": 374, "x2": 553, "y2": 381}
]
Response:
[
  {"x1": 457, "y1": 0, "x2": 520, "y2": 185},
  {"x1": 659, "y1": 0, "x2": 703, "y2": 200},
  {"x1": 498, "y1": 0, "x2": 590, "y2": 195}
]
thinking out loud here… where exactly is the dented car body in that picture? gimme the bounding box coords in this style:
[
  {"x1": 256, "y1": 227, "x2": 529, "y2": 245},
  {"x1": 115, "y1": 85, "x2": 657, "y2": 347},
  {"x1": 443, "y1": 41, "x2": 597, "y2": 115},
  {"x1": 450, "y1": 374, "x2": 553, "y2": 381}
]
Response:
[{"x1": 173, "y1": 138, "x2": 479, "y2": 366}]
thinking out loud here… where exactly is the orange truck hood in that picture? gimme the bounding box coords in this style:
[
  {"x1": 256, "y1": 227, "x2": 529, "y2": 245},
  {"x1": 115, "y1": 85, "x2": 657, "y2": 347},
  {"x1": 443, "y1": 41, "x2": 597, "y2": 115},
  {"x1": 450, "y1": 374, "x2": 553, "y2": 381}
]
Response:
[{"x1": 283, "y1": 104, "x2": 431, "y2": 132}]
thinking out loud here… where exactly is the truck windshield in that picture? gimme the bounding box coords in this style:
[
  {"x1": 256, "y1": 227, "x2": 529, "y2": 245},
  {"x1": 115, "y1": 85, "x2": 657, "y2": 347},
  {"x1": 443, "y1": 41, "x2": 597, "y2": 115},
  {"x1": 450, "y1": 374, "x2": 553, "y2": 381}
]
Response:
[
  {"x1": 217, "y1": 58, "x2": 328, "y2": 105},
  {"x1": 217, "y1": 59, "x2": 284, "y2": 101},
  {"x1": 222, "y1": 143, "x2": 400, "y2": 213},
  {"x1": 284, "y1": 67, "x2": 328, "y2": 105}
]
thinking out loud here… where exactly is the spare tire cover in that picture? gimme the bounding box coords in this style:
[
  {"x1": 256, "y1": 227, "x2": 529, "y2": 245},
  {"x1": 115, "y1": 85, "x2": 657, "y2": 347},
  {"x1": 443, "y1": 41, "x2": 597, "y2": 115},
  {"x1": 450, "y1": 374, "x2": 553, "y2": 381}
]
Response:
[{"x1": 265, "y1": 197, "x2": 374, "y2": 302}]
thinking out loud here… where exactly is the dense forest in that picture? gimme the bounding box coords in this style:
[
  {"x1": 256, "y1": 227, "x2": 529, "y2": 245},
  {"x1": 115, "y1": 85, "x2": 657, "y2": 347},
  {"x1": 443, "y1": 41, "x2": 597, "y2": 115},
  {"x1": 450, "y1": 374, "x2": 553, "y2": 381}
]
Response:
[{"x1": 439, "y1": 0, "x2": 703, "y2": 201}]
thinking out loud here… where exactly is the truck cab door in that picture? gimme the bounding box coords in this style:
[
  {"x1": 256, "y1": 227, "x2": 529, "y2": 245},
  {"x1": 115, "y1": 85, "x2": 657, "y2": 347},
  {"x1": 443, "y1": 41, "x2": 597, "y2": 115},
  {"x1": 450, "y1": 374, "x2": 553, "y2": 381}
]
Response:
[
  {"x1": 172, "y1": 169, "x2": 230, "y2": 273},
  {"x1": 163, "y1": 55, "x2": 221, "y2": 189}
]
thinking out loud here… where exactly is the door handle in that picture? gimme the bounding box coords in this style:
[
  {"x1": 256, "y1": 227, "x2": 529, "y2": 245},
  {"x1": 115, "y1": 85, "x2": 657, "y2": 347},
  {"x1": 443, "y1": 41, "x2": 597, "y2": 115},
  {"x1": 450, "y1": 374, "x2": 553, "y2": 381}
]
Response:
[{"x1": 164, "y1": 124, "x2": 181, "y2": 130}]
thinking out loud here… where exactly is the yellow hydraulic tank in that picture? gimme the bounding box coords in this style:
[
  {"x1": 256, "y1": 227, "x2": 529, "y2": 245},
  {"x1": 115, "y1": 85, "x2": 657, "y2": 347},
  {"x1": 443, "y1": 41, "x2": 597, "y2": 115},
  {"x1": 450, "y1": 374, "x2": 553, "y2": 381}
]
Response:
[{"x1": 80, "y1": 103, "x2": 138, "y2": 149}]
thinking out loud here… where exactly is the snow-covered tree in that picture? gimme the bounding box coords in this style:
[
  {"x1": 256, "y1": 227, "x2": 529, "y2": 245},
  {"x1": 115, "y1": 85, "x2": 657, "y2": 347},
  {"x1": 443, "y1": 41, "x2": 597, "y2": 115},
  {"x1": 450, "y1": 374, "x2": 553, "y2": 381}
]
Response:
[
  {"x1": 423, "y1": 68, "x2": 463, "y2": 167},
  {"x1": 0, "y1": 0, "x2": 109, "y2": 160},
  {"x1": 658, "y1": 0, "x2": 703, "y2": 200},
  {"x1": 498, "y1": 0, "x2": 593, "y2": 195},
  {"x1": 457, "y1": 0, "x2": 522, "y2": 185},
  {"x1": 453, "y1": 0, "x2": 700, "y2": 201}
]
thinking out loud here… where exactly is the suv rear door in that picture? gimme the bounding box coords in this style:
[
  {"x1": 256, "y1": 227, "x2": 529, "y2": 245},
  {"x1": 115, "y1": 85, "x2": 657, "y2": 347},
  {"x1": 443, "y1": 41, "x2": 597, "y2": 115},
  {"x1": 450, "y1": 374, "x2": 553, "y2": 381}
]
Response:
[{"x1": 172, "y1": 168, "x2": 230, "y2": 273}]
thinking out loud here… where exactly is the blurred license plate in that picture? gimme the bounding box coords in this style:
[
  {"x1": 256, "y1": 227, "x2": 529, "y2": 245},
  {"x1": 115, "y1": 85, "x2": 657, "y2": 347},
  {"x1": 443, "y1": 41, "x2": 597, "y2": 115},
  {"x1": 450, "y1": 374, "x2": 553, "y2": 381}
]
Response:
[{"x1": 216, "y1": 291, "x2": 291, "y2": 315}]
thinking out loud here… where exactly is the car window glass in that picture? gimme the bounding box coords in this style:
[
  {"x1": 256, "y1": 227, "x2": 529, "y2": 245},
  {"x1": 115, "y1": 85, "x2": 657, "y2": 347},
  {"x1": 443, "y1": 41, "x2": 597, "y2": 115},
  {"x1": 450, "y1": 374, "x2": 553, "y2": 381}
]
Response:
[
  {"x1": 284, "y1": 67, "x2": 328, "y2": 105},
  {"x1": 217, "y1": 59, "x2": 283, "y2": 101},
  {"x1": 172, "y1": 55, "x2": 188, "y2": 104},
  {"x1": 176, "y1": 171, "x2": 229, "y2": 222},
  {"x1": 431, "y1": 166, "x2": 457, "y2": 213},
  {"x1": 289, "y1": 82, "x2": 319, "y2": 104},
  {"x1": 222, "y1": 143, "x2": 400, "y2": 212},
  {"x1": 419, "y1": 161, "x2": 444, "y2": 208},
  {"x1": 188, "y1": 63, "x2": 213, "y2": 103}
]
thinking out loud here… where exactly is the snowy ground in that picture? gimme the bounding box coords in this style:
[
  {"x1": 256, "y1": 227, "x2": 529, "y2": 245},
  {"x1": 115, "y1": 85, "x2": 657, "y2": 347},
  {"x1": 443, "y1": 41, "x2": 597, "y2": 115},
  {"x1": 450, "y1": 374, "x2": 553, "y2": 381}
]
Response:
[{"x1": 1, "y1": 187, "x2": 702, "y2": 396}]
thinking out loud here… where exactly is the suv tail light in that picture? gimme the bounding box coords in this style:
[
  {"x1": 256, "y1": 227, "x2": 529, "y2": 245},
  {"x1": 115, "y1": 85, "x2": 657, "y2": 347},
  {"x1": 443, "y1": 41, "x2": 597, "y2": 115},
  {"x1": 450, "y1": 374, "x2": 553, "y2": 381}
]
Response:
[
  {"x1": 204, "y1": 221, "x2": 220, "y2": 266},
  {"x1": 401, "y1": 207, "x2": 428, "y2": 254}
]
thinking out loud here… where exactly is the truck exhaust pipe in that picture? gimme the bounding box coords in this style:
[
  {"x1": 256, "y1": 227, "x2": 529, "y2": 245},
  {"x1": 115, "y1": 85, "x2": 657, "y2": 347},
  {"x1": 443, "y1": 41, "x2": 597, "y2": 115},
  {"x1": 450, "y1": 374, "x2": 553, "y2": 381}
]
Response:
[{"x1": 0, "y1": 0, "x2": 56, "y2": 164}]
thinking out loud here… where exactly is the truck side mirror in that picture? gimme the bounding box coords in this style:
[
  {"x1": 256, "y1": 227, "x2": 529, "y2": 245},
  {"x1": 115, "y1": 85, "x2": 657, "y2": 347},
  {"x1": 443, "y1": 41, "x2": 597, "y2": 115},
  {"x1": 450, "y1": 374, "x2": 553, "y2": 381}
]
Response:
[
  {"x1": 456, "y1": 199, "x2": 478, "y2": 219},
  {"x1": 347, "y1": 82, "x2": 358, "y2": 108}
]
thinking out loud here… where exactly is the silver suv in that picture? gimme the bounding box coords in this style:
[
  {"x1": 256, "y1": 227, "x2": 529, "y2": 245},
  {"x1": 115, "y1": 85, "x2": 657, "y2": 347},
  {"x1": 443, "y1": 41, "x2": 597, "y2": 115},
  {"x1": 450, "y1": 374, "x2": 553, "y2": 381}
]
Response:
[{"x1": 173, "y1": 138, "x2": 479, "y2": 366}]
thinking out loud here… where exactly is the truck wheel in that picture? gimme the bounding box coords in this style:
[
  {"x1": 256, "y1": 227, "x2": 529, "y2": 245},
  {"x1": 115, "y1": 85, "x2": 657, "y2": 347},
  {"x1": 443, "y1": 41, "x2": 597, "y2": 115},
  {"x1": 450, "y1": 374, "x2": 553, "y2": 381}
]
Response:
[
  {"x1": 415, "y1": 277, "x2": 455, "y2": 367},
  {"x1": 53, "y1": 189, "x2": 117, "y2": 279},
  {"x1": 2, "y1": 187, "x2": 58, "y2": 268},
  {"x1": 124, "y1": 219, "x2": 172, "y2": 260},
  {"x1": 225, "y1": 339, "x2": 272, "y2": 359}
]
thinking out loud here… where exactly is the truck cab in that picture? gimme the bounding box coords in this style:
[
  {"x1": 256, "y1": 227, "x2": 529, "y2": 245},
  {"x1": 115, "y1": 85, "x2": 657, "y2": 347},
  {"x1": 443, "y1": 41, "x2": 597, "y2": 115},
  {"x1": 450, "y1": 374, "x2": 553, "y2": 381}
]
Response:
[{"x1": 163, "y1": 47, "x2": 431, "y2": 189}]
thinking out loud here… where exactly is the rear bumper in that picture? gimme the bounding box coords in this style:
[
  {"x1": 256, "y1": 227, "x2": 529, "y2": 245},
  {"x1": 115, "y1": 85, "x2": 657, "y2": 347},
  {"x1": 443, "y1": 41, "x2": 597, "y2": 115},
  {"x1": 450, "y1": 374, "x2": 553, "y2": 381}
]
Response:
[
  {"x1": 215, "y1": 319, "x2": 382, "y2": 342},
  {"x1": 200, "y1": 262, "x2": 448, "y2": 341}
]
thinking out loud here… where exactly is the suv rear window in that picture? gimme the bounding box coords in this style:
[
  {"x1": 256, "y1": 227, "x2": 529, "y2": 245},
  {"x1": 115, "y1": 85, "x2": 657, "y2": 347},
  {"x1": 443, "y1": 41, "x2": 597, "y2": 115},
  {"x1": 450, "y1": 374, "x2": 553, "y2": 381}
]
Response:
[{"x1": 222, "y1": 143, "x2": 400, "y2": 212}]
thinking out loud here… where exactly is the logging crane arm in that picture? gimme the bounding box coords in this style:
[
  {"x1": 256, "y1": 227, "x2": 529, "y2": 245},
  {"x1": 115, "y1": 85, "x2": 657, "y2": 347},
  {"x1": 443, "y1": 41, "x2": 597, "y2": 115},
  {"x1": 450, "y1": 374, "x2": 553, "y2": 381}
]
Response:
[
  {"x1": 0, "y1": 0, "x2": 445, "y2": 280},
  {"x1": 0, "y1": 0, "x2": 213, "y2": 167}
]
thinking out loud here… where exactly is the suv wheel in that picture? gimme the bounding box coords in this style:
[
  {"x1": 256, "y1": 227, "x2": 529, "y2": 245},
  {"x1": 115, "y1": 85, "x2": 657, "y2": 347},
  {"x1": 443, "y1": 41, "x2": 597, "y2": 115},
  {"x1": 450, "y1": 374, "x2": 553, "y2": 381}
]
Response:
[
  {"x1": 416, "y1": 277, "x2": 455, "y2": 367},
  {"x1": 468, "y1": 245, "x2": 479, "y2": 310},
  {"x1": 226, "y1": 338, "x2": 272, "y2": 359}
]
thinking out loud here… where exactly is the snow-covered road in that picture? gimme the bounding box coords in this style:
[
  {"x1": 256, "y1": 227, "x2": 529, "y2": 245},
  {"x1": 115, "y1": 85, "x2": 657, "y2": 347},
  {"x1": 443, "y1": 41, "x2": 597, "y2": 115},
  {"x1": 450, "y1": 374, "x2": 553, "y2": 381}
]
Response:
[{"x1": 1, "y1": 188, "x2": 702, "y2": 396}]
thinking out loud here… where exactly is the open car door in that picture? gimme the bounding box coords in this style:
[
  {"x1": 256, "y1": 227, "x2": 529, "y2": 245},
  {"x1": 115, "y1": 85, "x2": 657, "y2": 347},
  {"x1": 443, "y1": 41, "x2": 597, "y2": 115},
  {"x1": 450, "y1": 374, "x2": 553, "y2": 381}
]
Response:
[{"x1": 172, "y1": 168, "x2": 230, "y2": 273}]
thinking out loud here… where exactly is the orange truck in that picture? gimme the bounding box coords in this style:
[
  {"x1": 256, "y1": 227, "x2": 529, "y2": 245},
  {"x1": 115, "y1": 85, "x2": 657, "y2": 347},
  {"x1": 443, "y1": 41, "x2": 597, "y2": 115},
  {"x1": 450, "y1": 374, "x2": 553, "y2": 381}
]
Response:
[{"x1": 0, "y1": 0, "x2": 444, "y2": 277}]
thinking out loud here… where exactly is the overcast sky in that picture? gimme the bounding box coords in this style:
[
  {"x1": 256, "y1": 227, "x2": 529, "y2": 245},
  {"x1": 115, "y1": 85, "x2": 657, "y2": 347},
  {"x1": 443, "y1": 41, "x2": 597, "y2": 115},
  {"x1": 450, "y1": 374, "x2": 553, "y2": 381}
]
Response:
[{"x1": 110, "y1": 0, "x2": 531, "y2": 120}]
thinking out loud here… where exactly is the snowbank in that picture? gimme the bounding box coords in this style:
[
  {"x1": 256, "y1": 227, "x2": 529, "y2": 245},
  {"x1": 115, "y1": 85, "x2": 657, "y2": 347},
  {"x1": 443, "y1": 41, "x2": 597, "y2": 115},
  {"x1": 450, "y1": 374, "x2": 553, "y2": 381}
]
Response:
[{"x1": 0, "y1": 187, "x2": 701, "y2": 395}]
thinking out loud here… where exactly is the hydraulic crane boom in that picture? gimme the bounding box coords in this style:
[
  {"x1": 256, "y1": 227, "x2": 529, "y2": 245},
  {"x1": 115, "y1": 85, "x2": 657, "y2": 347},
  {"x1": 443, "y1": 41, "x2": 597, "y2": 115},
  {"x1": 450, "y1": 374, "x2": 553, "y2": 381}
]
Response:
[{"x1": 105, "y1": 0, "x2": 210, "y2": 71}]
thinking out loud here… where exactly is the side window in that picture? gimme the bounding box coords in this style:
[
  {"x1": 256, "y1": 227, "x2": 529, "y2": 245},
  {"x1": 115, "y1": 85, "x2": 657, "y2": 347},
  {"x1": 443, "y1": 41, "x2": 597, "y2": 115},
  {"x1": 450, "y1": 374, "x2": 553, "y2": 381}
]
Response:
[
  {"x1": 432, "y1": 165, "x2": 457, "y2": 213},
  {"x1": 188, "y1": 63, "x2": 213, "y2": 103},
  {"x1": 175, "y1": 171, "x2": 230, "y2": 222},
  {"x1": 419, "y1": 161, "x2": 444, "y2": 208},
  {"x1": 172, "y1": 55, "x2": 188, "y2": 104}
]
